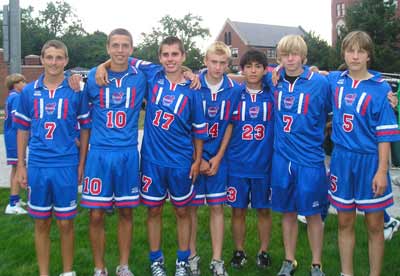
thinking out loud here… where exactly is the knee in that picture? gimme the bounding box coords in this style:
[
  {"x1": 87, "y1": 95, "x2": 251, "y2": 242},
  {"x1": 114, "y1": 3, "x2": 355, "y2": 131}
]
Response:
[
  {"x1": 148, "y1": 206, "x2": 163, "y2": 218},
  {"x1": 35, "y1": 219, "x2": 52, "y2": 232},
  {"x1": 175, "y1": 206, "x2": 189, "y2": 219},
  {"x1": 118, "y1": 208, "x2": 133, "y2": 222},
  {"x1": 257, "y1": 208, "x2": 271, "y2": 218},
  {"x1": 210, "y1": 205, "x2": 224, "y2": 216},
  {"x1": 232, "y1": 208, "x2": 247, "y2": 219},
  {"x1": 90, "y1": 210, "x2": 105, "y2": 226},
  {"x1": 57, "y1": 219, "x2": 74, "y2": 233}
]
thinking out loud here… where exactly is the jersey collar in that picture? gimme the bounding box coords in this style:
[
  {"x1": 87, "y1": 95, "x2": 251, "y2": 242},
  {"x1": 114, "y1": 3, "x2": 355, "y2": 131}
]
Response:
[
  {"x1": 199, "y1": 70, "x2": 235, "y2": 92},
  {"x1": 340, "y1": 69, "x2": 385, "y2": 83},
  {"x1": 34, "y1": 74, "x2": 70, "y2": 90}
]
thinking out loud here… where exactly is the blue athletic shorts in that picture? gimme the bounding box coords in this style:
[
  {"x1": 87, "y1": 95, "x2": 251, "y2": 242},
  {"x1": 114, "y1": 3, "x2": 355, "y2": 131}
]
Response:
[
  {"x1": 4, "y1": 134, "x2": 17, "y2": 165},
  {"x1": 329, "y1": 147, "x2": 393, "y2": 213},
  {"x1": 28, "y1": 166, "x2": 78, "y2": 220},
  {"x1": 80, "y1": 148, "x2": 140, "y2": 209},
  {"x1": 190, "y1": 164, "x2": 228, "y2": 206},
  {"x1": 271, "y1": 153, "x2": 328, "y2": 216},
  {"x1": 227, "y1": 175, "x2": 271, "y2": 209},
  {"x1": 140, "y1": 159, "x2": 195, "y2": 208}
]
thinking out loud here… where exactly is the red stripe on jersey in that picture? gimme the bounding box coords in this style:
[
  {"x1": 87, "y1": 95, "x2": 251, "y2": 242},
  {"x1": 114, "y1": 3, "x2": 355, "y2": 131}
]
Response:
[
  {"x1": 151, "y1": 84, "x2": 159, "y2": 103},
  {"x1": 99, "y1": 88, "x2": 105, "y2": 108},
  {"x1": 267, "y1": 102, "x2": 272, "y2": 121},
  {"x1": 140, "y1": 198, "x2": 165, "y2": 207},
  {"x1": 376, "y1": 130, "x2": 400, "y2": 136},
  {"x1": 303, "y1": 94, "x2": 310, "y2": 114},
  {"x1": 63, "y1": 99, "x2": 69, "y2": 119},
  {"x1": 34, "y1": 99, "x2": 39, "y2": 118},
  {"x1": 212, "y1": 93, "x2": 217, "y2": 101},
  {"x1": 115, "y1": 200, "x2": 139, "y2": 207},
  {"x1": 357, "y1": 198, "x2": 394, "y2": 210},
  {"x1": 28, "y1": 209, "x2": 52, "y2": 217},
  {"x1": 334, "y1": 87, "x2": 339, "y2": 108},
  {"x1": 130, "y1": 58, "x2": 138, "y2": 66},
  {"x1": 328, "y1": 195, "x2": 356, "y2": 209},
  {"x1": 54, "y1": 210, "x2": 77, "y2": 218},
  {"x1": 224, "y1": 100, "x2": 231, "y2": 120},
  {"x1": 352, "y1": 80, "x2": 360, "y2": 89},
  {"x1": 360, "y1": 95, "x2": 371, "y2": 116},
  {"x1": 130, "y1": 87, "x2": 136, "y2": 108},
  {"x1": 177, "y1": 96, "x2": 188, "y2": 115},
  {"x1": 193, "y1": 127, "x2": 208, "y2": 134},
  {"x1": 251, "y1": 94, "x2": 256, "y2": 102},
  {"x1": 116, "y1": 79, "x2": 121, "y2": 88},
  {"x1": 171, "y1": 192, "x2": 196, "y2": 206},
  {"x1": 80, "y1": 200, "x2": 113, "y2": 207},
  {"x1": 79, "y1": 118, "x2": 91, "y2": 125},
  {"x1": 171, "y1": 83, "x2": 177, "y2": 91},
  {"x1": 14, "y1": 117, "x2": 30, "y2": 127},
  {"x1": 49, "y1": 89, "x2": 55, "y2": 99}
]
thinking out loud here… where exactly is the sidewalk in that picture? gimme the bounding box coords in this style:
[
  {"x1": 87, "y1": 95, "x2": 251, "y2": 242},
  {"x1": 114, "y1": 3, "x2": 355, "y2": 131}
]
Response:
[{"x1": 1, "y1": 133, "x2": 400, "y2": 217}]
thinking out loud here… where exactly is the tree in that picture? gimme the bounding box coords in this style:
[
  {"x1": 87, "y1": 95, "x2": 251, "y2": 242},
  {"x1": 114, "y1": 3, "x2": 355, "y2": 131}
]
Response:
[
  {"x1": 304, "y1": 31, "x2": 339, "y2": 70},
  {"x1": 135, "y1": 13, "x2": 210, "y2": 70},
  {"x1": 341, "y1": 0, "x2": 400, "y2": 72}
]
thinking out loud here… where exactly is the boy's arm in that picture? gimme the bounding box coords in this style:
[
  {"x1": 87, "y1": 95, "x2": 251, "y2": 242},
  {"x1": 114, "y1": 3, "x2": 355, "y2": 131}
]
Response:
[
  {"x1": 190, "y1": 138, "x2": 204, "y2": 183},
  {"x1": 207, "y1": 124, "x2": 233, "y2": 176},
  {"x1": 95, "y1": 59, "x2": 112, "y2": 86},
  {"x1": 16, "y1": 129, "x2": 29, "y2": 188},
  {"x1": 372, "y1": 142, "x2": 390, "y2": 197}
]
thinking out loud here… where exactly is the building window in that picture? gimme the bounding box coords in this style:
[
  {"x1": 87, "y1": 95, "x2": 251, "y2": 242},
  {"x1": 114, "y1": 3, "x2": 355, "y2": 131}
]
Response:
[
  {"x1": 336, "y1": 3, "x2": 345, "y2": 17},
  {"x1": 231, "y1": 48, "x2": 239, "y2": 58},
  {"x1": 224, "y1": 32, "x2": 232, "y2": 45},
  {"x1": 266, "y1": 48, "x2": 276, "y2": 59}
]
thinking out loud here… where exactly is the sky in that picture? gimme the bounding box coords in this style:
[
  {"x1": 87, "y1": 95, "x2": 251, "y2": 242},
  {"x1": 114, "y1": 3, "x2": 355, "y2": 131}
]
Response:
[{"x1": 1, "y1": 0, "x2": 333, "y2": 46}]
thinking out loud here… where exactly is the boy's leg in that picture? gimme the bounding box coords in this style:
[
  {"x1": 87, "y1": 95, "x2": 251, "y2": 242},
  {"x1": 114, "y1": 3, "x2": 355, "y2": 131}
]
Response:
[
  {"x1": 90, "y1": 209, "x2": 106, "y2": 270},
  {"x1": 306, "y1": 214, "x2": 324, "y2": 265},
  {"x1": 210, "y1": 204, "x2": 225, "y2": 260},
  {"x1": 147, "y1": 206, "x2": 163, "y2": 252},
  {"x1": 365, "y1": 211, "x2": 384, "y2": 276},
  {"x1": 282, "y1": 212, "x2": 298, "y2": 261},
  {"x1": 257, "y1": 208, "x2": 271, "y2": 253},
  {"x1": 118, "y1": 208, "x2": 133, "y2": 266},
  {"x1": 35, "y1": 218, "x2": 52, "y2": 276},
  {"x1": 175, "y1": 206, "x2": 191, "y2": 252},
  {"x1": 10, "y1": 165, "x2": 20, "y2": 199},
  {"x1": 189, "y1": 206, "x2": 199, "y2": 257},
  {"x1": 57, "y1": 219, "x2": 74, "y2": 273},
  {"x1": 232, "y1": 208, "x2": 247, "y2": 251},
  {"x1": 337, "y1": 211, "x2": 356, "y2": 276}
]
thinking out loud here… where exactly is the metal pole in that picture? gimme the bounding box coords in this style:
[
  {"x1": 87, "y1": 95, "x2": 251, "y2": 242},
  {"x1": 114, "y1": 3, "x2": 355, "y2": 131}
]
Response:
[
  {"x1": 2, "y1": 5, "x2": 9, "y2": 62},
  {"x1": 9, "y1": 0, "x2": 21, "y2": 73}
]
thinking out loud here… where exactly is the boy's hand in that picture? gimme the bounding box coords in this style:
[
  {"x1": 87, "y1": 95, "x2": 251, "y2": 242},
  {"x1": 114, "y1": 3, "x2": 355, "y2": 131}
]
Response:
[
  {"x1": 207, "y1": 156, "x2": 222, "y2": 176},
  {"x1": 372, "y1": 169, "x2": 387, "y2": 197},
  {"x1": 200, "y1": 159, "x2": 210, "y2": 174},
  {"x1": 68, "y1": 74, "x2": 83, "y2": 92},
  {"x1": 387, "y1": 91, "x2": 398, "y2": 108},
  {"x1": 95, "y1": 63, "x2": 109, "y2": 86},
  {"x1": 189, "y1": 160, "x2": 201, "y2": 183},
  {"x1": 16, "y1": 164, "x2": 28, "y2": 189}
]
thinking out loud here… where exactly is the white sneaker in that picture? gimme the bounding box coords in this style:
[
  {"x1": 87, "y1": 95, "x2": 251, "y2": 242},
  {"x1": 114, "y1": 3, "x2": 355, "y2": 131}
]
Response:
[
  {"x1": 60, "y1": 271, "x2": 76, "y2": 276},
  {"x1": 18, "y1": 200, "x2": 28, "y2": 207},
  {"x1": 5, "y1": 204, "x2": 28, "y2": 215},
  {"x1": 297, "y1": 215, "x2": 307, "y2": 224},
  {"x1": 384, "y1": 217, "x2": 400, "y2": 240},
  {"x1": 116, "y1": 265, "x2": 134, "y2": 276}
]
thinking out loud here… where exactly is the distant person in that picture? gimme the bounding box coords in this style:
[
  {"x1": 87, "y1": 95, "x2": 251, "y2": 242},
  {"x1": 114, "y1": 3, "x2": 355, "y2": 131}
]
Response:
[
  {"x1": 14, "y1": 39, "x2": 90, "y2": 276},
  {"x1": 3, "y1": 73, "x2": 27, "y2": 215},
  {"x1": 327, "y1": 31, "x2": 400, "y2": 276}
]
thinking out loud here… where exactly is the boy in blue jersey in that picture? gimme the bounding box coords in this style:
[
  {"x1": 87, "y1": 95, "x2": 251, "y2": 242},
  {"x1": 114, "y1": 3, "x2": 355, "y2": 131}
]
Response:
[
  {"x1": 14, "y1": 40, "x2": 90, "y2": 276},
  {"x1": 187, "y1": 41, "x2": 240, "y2": 276},
  {"x1": 269, "y1": 35, "x2": 329, "y2": 276},
  {"x1": 80, "y1": 29, "x2": 146, "y2": 276},
  {"x1": 327, "y1": 31, "x2": 400, "y2": 276},
  {"x1": 3, "y1": 73, "x2": 28, "y2": 215},
  {"x1": 96, "y1": 36, "x2": 207, "y2": 276},
  {"x1": 227, "y1": 50, "x2": 274, "y2": 271}
]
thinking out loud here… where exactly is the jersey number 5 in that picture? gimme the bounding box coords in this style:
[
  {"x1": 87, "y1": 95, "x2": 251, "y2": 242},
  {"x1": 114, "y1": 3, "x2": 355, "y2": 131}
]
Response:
[
  {"x1": 44, "y1": 122, "x2": 56, "y2": 139},
  {"x1": 342, "y1": 113, "x2": 354, "y2": 132}
]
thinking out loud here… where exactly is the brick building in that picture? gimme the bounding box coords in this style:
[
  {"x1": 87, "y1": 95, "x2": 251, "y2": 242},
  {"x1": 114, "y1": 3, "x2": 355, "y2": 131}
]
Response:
[
  {"x1": 0, "y1": 49, "x2": 43, "y2": 107},
  {"x1": 216, "y1": 19, "x2": 305, "y2": 71},
  {"x1": 331, "y1": 0, "x2": 400, "y2": 45}
]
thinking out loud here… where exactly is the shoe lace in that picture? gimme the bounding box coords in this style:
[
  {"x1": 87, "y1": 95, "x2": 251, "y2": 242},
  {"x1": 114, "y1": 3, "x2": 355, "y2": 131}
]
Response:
[
  {"x1": 175, "y1": 261, "x2": 188, "y2": 276},
  {"x1": 188, "y1": 256, "x2": 200, "y2": 272},
  {"x1": 151, "y1": 262, "x2": 166, "y2": 276},
  {"x1": 94, "y1": 269, "x2": 107, "y2": 276},
  {"x1": 278, "y1": 261, "x2": 294, "y2": 275},
  {"x1": 117, "y1": 265, "x2": 134, "y2": 276},
  {"x1": 311, "y1": 266, "x2": 325, "y2": 276},
  {"x1": 212, "y1": 261, "x2": 227, "y2": 276}
]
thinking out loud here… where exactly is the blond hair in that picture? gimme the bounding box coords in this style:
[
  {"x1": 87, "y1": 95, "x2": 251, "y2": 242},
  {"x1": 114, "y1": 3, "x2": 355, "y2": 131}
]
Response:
[
  {"x1": 341, "y1": 31, "x2": 374, "y2": 66},
  {"x1": 205, "y1": 41, "x2": 231, "y2": 59},
  {"x1": 5, "y1": 73, "x2": 26, "y2": 90},
  {"x1": 277, "y1": 35, "x2": 307, "y2": 64}
]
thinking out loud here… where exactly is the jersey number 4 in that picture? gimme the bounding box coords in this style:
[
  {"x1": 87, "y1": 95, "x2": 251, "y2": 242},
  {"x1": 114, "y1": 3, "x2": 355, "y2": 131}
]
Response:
[
  {"x1": 153, "y1": 110, "x2": 175, "y2": 130},
  {"x1": 44, "y1": 122, "x2": 56, "y2": 139}
]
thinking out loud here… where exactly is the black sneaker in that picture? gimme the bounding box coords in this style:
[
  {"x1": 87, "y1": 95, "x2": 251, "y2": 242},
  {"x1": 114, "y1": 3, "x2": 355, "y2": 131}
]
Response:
[
  {"x1": 256, "y1": 251, "x2": 271, "y2": 269},
  {"x1": 230, "y1": 250, "x2": 247, "y2": 269}
]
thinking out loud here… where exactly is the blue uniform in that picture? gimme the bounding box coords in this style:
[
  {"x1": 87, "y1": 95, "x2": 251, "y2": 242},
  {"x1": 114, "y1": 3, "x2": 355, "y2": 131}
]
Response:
[
  {"x1": 3, "y1": 90, "x2": 20, "y2": 165},
  {"x1": 81, "y1": 65, "x2": 146, "y2": 209},
  {"x1": 267, "y1": 67, "x2": 330, "y2": 215},
  {"x1": 191, "y1": 71, "x2": 241, "y2": 206},
  {"x1": 129, "y1": 58, "x2": 208, "y2": 207},
  {"x1": 14, "y1": 75, "x2": 91, "y2": 219},
  {"x1": 227, "y1": 84, "x2": 274, "y2": 209},
  {"x1": 327, "y1": 70, "x2": 400, "y2": 212}
]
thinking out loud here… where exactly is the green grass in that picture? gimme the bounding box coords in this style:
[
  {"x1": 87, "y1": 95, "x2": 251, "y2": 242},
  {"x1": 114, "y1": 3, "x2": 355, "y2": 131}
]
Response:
[
  {"x1": 0, "y1": 188, "x2": 399, "y2": 275},
  {"x1": 0, "y1": 117, "x2": 4, "y2": 135}
]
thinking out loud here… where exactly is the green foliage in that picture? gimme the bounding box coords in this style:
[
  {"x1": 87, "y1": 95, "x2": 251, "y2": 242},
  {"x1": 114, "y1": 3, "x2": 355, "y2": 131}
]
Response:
[
  {"x1": 135, "y1": 13, "x2": 210, "y2": 70},
  {"x1": 304, "y1": 31, "x2": 339, "y2": 70},
  {"x1": 341, "y1": 0, "x2": 400, "y2": 72}
]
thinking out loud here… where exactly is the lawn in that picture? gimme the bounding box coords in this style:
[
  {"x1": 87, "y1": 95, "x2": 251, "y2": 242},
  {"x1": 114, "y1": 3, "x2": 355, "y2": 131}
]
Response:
[{"x1": 0, "y1": 189, "x2": 399, "y2": 275}]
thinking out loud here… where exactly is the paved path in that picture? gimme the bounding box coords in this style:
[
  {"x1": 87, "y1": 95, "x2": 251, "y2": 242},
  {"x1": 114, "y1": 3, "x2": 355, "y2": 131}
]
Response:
[{"x1": 1, "y1": 133, "x2": 400, "y2": 217}]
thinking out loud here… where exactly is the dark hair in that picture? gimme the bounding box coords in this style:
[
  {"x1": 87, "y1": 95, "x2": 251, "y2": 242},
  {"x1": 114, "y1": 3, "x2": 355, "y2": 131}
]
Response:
[
  {"x1": 240, "y1": 49, "x2": 268, "y2": 69},
  {"x1": 158, "y1": 36, "x2": 185, "y2": 56},
  {"x1": 41, "y1": 40, "x2": 68, "y2": 58},
  {"x1": 341, "y1": 31, "x2": 374, "y2": 66},
  {"x1": 107, "y1": 28, "x2": 133, "y2": 46}
]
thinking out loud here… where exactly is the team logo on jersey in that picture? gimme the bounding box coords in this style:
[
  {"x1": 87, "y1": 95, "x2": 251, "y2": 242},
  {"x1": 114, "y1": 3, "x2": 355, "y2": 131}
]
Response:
[
  {"x1": 312, "y1": 201, "x2": 320, "y2": 208},
  {"x1": 249, "y1": 106, "x2": 260, "y2": 118},
  {"x1": 157, "y1": 79, "x2": 164, "y2": 85},
  {"x1": 112, "y1": 92, "x2": 124, "y2": 104},
  {"x1": 344, "y1": 93, "x2": 357, "y2": 106},
  {"x1": 283, "y1": 96, "x2": 295, "y2": 109},
  {"x1": 207, "y1": 106, "x2": 219, "y2": 117},
  {"x1": 162, "y1": 95, "x2": 175, "y2": 106},
  {"x1": 45, "y1": 102, "x2": 57, "y2": 115},
  {"x1": 34, "y1": 91, "x2": 42, "y2": 96},
  {"x1": 337, "y1": 79, "x2": 344, "y2": 85},
  {"x1": 69, "y1": 200, "x2": 77, "y2": 207}
]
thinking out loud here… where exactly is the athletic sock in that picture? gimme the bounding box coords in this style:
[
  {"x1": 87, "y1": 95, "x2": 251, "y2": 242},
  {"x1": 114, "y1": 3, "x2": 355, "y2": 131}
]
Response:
[
  {"x1": 9, "y1": 194, "x2": 19, "y2": 207},
  {"x1": 149, "y1": 250, "x2": 163, "y2": 263},
  {"x1": 177, "y1": 249, "x2": 191, "y2": 262}
]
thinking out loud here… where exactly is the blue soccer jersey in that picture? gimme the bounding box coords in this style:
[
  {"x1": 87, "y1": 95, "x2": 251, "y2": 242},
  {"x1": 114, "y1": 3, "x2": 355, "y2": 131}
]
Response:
[
  {"x1": 4, "y1": 90, "x2": 20, "y2": 163},
  {"x1": 85, "y1": 65, "x2": 146, "y2": 150},
  {"x1": 266, "y1": 67, "x2": 330, "y2": 167},
  {"x1": 227, "y1": 84, "x2": 274, "y2": 178},
  {"x1": 129, "y1": 58, "x2": 208, "y2": 168},
  {"x1": 328, "y1": 70, "x2": 400, "y2": 152},
  {"x1": 14, "y1": 75, "x2": 91, "y2": 167},
  {"x1": 198, "y1": 70, "x2": 241, "y2": 161}
]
